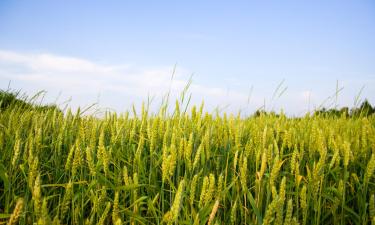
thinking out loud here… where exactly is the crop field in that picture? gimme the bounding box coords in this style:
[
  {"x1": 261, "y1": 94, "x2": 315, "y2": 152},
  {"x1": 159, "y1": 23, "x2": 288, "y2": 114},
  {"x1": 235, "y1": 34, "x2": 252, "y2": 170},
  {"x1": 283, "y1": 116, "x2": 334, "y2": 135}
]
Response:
[{"x1": 0, "y1": 91, "x2": 374, "y2": 225}]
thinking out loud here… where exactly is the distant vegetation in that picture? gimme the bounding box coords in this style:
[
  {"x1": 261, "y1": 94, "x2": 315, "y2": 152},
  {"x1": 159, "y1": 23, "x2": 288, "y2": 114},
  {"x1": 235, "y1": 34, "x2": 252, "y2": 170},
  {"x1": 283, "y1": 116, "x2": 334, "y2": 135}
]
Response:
[
  {"x1": 0, "y1": 90, "x2": 374, "y2": 225},
  {"x1": 313, "y1": 100, "x2": 375, "y2": 118},
  {"x1": 254, "y1": 99, "x2": 374, "y2": 118},
  {"x1": 2, "y1": 89, "x2": 374, "y2": 118},
  {"x1": 0, "y1": 90, "x2": 61, "y2": 113}
]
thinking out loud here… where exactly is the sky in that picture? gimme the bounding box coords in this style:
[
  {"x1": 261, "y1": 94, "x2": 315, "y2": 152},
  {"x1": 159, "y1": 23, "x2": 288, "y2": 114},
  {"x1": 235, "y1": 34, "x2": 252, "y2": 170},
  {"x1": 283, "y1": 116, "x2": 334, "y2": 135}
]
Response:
[{"x1": 0, "y1": 1, "x2": 374, "y2": 115}]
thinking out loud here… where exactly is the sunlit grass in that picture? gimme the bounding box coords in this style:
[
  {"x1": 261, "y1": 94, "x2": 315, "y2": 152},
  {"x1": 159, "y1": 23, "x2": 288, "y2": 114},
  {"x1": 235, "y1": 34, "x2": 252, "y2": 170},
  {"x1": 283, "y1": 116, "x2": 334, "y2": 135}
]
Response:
[{"x1": 0, "y1": 90, "x2": 374, "y2": 225}]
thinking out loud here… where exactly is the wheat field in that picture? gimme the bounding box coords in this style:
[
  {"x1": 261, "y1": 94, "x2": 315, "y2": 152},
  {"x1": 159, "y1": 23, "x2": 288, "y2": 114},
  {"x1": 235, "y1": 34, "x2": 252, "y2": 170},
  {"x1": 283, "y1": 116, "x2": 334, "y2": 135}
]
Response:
[{"x1": 0, "y1": 91, "x2": 374, "y2": 225}]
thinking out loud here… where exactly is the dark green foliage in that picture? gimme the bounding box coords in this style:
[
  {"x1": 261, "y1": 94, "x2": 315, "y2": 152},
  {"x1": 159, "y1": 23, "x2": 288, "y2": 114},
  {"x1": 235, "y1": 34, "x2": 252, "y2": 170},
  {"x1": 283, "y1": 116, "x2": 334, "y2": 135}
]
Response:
[
  {"x1": 313, "y1": 99, "x2": 374, "y2": 118},
  {"x1": 0, "y1": 89, "x2": 62, "y2": 114}
]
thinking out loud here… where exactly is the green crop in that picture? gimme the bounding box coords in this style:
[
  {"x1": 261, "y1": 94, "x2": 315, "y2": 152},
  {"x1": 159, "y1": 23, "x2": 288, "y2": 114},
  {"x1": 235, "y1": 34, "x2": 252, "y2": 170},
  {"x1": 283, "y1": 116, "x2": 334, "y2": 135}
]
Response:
[{"x1": 0, "y1": 91, "x2": 374, "y2": 225}]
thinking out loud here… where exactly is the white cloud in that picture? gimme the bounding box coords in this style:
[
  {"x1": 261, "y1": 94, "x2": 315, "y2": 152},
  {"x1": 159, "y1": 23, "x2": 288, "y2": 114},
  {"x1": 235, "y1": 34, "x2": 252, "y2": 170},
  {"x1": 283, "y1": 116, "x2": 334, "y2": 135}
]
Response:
[
  {"x1": 0, "y1": 50, "x2": 115, "y2": 73},
  {"x1": 2, "y1": 50, "x2": 373, "y2": 115},
  {"x1": 0, "y1": 49, "x2": 253, "y2": 113}
]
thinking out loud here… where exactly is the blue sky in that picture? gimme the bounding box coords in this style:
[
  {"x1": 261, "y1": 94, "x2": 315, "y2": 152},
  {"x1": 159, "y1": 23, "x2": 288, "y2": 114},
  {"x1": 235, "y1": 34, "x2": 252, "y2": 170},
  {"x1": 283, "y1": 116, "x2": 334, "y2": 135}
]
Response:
[{"x1": 0, "y1": 1, "x2": 374, "y2": 115}]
